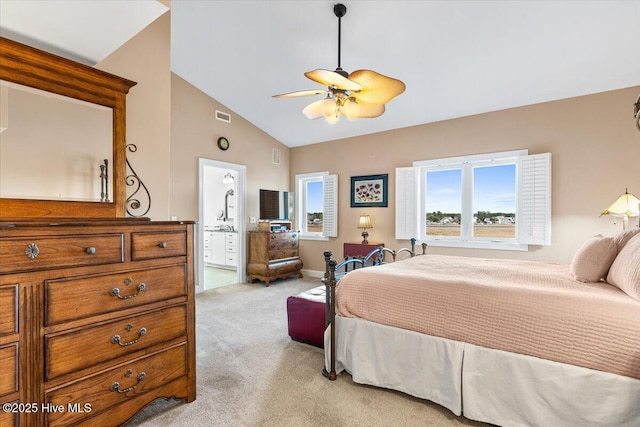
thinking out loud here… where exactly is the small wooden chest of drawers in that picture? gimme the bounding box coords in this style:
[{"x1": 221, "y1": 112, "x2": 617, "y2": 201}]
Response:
[
  {"x1": 0, "y1": 219, "x2": 195, "y2": 427},
  {"x1": 248, "y1": 230, "x2": 303, "y2": 286}
]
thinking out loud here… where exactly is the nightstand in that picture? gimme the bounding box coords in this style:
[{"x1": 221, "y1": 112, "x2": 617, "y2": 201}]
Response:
[{"x1": 343, "y1": 242, "x2": 385, "y2": 259}]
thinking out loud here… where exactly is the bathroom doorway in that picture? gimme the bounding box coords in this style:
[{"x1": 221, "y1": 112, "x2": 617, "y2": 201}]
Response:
[{"x1": 197, "y1": 158, "x2": 246, "y2": 293}]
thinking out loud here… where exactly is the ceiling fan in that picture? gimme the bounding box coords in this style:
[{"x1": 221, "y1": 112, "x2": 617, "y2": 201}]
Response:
[{"x1": 273, "y1": 3, "x2": 406, "y2": 124}]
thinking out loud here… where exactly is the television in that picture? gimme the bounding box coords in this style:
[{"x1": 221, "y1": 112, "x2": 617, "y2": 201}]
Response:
[{"x1": 259, "y1": 189, "x2": 292, "y2": 220}]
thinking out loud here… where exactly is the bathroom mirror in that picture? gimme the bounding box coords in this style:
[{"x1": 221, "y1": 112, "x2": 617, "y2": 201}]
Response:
[{"x1": 0, "y1": 36, "x2": 136, "y2": 218}]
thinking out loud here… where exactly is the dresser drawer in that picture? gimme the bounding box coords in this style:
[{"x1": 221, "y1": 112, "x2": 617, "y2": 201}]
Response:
[
  {"x1": 269, "y1": 249, "x2": 299, "y2": 260},
  {"x1": 45, "y1": 265, "x2": 187, "y2": 325},
  {"x1": 0, "y1": 401, "x2": 18, "y2": 427},
  {"x1": 131, "y1": 232, "x2": 187, "y2": 260},
  {"x1": 269, "y1": 233, "x2": 298, "y2": 250},
  {"x1": 0, "y1": 234, "x2": 124, "y2": 273},
  {"x1": 45, "y1": 304, "x2": 187, "y2": 380},
  {"x1": 0, "y1": 344, "x2": 17, "y2": 398},
  {"x1": 0, "y1": 285, "x2": 17, "y2": 337},
  {"x1": 45, "y1": 344, "x2": 187, "y2": 427}
]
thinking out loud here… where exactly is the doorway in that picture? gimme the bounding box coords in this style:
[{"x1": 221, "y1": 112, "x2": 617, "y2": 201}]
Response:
[{"x1": 197, "y1": 158, "x2": 246, "y2": 293}]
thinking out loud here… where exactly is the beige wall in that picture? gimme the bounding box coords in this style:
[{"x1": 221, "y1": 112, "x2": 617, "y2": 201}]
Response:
[
  {"x1": 169, "y1": 73, "x2": 290, "y2": 225},
  {"x1": 291, "y1": 86, "x2": 640, "y2": 272},
  {"x1": 93, "y1": 7, "x2": 290, "y2": 224},
  {"x1": 96, "y1": 12, "x2": 172, "y2": 220},
  {"x1": 64, "y1": 5, "x2": 640, "y2": 276}
]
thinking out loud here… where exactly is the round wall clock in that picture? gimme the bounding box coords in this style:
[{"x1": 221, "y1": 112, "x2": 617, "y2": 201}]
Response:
[{"x1": 217, "y1": 136, "x2": 230, "y2": 151}]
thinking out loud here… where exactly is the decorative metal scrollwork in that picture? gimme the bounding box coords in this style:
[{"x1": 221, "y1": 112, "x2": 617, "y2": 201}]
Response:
[
  {"x1": 125, "y1": 143, "x2": 151, "y2": 217},
  {"x1": 111, "y1": 371, "x2": 147, "y2": 394},
  {"x1": 634, "y1": 94, "x2": 640, "y2": 132},
  {"x1": 25, "y1": 243, "x2": 39, "y2": 259},
  {"x1": 99, "y1": 158, "x2": 109, "y2": 202}
]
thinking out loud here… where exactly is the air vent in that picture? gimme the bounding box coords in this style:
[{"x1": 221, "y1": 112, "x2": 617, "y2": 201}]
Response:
[
  {"x1": 215, "y1": 110, "x2": 231, "y2": 123},
  {"x1": 272, "y1": 148, "x2": 281, "y2": 165}
]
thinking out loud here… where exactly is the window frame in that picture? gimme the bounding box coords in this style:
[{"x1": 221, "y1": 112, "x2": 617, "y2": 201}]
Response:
[
  {"x1": 397, "y1": 149, "x2": 551, "y2": 251},
  {"x1": 295, "y1": 171, "x2": 337, "y2": 241},
  {"x1": 418, "y1": 154, "x2": 523, "y2": 250}
]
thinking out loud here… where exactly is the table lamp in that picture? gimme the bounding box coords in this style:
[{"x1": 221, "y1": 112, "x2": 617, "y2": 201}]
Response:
[
  {"x1": 600, "y1": 188, "x2": 640, "y2": 229},
  {"x1": 357, "y1": 214, "x2": 373, "y2": 244}
]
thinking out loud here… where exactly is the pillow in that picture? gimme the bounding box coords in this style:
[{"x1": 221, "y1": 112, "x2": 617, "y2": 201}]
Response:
[
  {"x1": 607, "y1": 233, "x2": 640, "y2": 301},
  {"x1": 570, "y1": 234, "x2": 618, "y2": 282},
  {"x1": 612, "y1": 228, "x2": 640, "y2": 252}
]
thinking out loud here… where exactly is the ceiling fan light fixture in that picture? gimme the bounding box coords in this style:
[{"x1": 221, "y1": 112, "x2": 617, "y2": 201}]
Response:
[
  {"x1": 273, "y1": 3, "x2": 405, "y2": 123},
  {"x1": 342, "y1": 97, "x2": 360, "y2": 121},
  {"x1": 322, "y1": 95, "x2": 338, "y2": 118},
  {"x1": 326, "y1": 110, "x2": 340, "y2": 124}
]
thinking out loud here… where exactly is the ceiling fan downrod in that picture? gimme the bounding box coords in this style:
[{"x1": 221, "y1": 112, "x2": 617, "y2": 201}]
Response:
[{"x1": 334, "y1": 3, "x2": 348, "y2": 78}]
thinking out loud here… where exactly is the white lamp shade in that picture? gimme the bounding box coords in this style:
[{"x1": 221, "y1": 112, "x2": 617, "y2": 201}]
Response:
[{"x1": 601, "y1": 190, "x2": 640, "y2": 217}]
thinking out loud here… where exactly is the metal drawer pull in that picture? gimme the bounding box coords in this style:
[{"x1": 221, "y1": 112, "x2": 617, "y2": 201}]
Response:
[
  {"x1": 158, "y1": 241, "x2": 167, "y2": 248},
  {"x1": 111, "y1": 327, "x2": 147, "y2": 346},
  {"x1": 111, "y1": 372, "x2": 146, "y2": 394},
  {"x1": 25, "y1": 243, "x2": 40, "y2": 259},
  {"x1": 109, "y1": 283, "x2": 146, "y2": 299},
  {"x1": 85, "y1": 246, "x2": 96, "y2": 255}
]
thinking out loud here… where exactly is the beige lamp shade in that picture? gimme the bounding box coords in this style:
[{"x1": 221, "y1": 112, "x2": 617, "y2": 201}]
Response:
[
  {"x1": 601, "y1": 189, "x2": 640, "y2": 218},
  {"x1": 357, "y1": 214, "x2": 373, "y2": 229},
  {"x1": 357, "y1": 214, "x2": 372, "y2": 244}
]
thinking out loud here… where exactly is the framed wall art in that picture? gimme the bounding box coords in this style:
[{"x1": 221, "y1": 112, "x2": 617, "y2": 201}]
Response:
[{"x1": 350, "y1": 174, "x2": 388, "y2": 208}]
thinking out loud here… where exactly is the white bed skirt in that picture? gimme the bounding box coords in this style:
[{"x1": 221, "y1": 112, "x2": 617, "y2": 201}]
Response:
[{"x1": 325, "y1": 316, "x2": 640, "y2": 427}]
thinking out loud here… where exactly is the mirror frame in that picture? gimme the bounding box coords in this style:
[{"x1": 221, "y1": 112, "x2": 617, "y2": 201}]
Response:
[{"x1": 0, "y1": 36, "x2": 137, "y2": 218}]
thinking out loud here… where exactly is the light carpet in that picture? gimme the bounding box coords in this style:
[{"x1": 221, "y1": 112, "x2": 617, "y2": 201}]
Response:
[{"x1": 124, "y1": 278, "x2": 491, "y2": 427}]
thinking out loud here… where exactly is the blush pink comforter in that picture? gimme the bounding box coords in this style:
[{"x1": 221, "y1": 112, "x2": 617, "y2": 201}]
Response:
[{"x1": 336, "y1": 254, "x2": 640, "y2": 380}]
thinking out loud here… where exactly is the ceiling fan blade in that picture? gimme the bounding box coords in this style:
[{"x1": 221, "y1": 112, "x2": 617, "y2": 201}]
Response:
[
  {"x1": 302, "y1": 99, "x2": 326, "y2": 119},
  {"x1": 348, "y1": 69, "x2": 406, "y2": 104},
  {"x1": 272, "y1": 89, "x2": 326, "y2": 98},
  {"x1": 305, "y1": 69, "x2": 361, "y2": 91},
  {"x1": 340, "y1": 101, "x2": 385, "y2": 119}
]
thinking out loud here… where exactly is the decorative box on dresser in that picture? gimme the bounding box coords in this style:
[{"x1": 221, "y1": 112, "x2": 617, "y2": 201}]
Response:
[
  {"x1": 0, "y1": 219, "x2": 196, "y2": 427},
  {"x1": 248, "y1": 226, "x2": 303, "y2": 286}
]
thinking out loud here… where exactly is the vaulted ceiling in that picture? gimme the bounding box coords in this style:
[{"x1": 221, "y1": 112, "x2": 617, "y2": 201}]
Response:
[{"x1": 2, "y1": 1, "x2": 639, "y2": 147}]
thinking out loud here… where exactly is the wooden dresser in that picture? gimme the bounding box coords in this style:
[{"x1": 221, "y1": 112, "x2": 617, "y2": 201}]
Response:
[
  {"x1": 0, "y1": 219, "x2": 195, "y2": 427},
  {"x1": 247, "y1": 230, "x2": 303, "y2": 286}
]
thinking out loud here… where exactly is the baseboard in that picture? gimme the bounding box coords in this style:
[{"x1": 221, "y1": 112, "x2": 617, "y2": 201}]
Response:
[{"x1": 302, "y1": 269, "x2": 324, "y2": 279}]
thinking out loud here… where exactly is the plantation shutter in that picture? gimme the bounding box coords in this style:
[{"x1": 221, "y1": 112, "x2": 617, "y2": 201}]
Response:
[
  {"x1": 322, "y1": 174, "x2": 338, "y2": 238},
  {"x1": 395, "y1": 167, "x2": 418, "y2": 240},
  {"x1": 517, "y1": 153, "x2": 552, "y2": 245}
]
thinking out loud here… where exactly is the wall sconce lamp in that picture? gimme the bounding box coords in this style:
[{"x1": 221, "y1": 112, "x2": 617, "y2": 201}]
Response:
[
  {"x1": 600, "y1": 188, "x2": 640, "y2": 229},
  {"x1": 222, "y1": 172, "x2": 234, "y2": 184},
  {"x1": 357, "y1": 214, "x2": 373, "y2": 244}
]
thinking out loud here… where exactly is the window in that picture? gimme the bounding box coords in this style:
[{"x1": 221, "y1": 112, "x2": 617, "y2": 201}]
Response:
[
  {"x1": 295, "y1": 172, "x2": 338, "y2": 240},
  {"x1": 396, "y1": 150, "x2": 551, "y2": 251}
]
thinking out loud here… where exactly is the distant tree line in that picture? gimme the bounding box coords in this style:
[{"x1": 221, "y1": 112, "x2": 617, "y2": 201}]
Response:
[
  {"x1": 426, "y1": 211, "x2": 515, "y2": 224},
  {"x1": 307, "y1": 212, "x2": 323, "y2": 222}
]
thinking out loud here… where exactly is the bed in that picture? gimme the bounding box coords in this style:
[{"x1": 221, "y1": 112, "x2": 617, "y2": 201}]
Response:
[{"x1": 322, "y1": 230, "x2": 640, "y2": 427}]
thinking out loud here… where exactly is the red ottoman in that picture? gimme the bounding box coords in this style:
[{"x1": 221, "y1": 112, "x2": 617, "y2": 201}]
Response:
[{"x1": 287, "y1": 285, "x2": 326, "y2": 347}]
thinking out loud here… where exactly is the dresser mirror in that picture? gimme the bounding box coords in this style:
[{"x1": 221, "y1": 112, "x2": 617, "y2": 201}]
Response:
[
  {"x1": 0, "y1": 80, "x2": 113, "y2": 202},
  {"x1": 0, "y1": 36, "x2": 136, "y2": 218}
]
